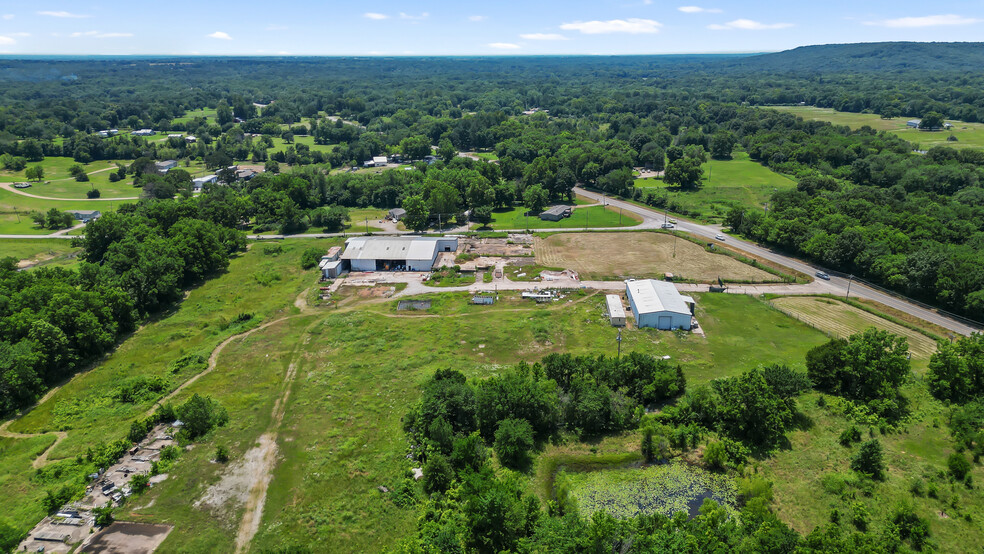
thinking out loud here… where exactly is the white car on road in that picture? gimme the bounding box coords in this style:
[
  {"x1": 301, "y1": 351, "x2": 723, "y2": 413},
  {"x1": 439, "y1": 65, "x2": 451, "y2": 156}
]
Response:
[{"x1": 715, "y1": 234, "x2": 726, "y2": 241}]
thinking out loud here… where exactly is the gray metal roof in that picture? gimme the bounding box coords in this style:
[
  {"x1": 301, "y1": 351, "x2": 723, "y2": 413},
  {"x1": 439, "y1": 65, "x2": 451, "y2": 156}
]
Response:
[
  {"x1": 626, "y1": 279, "x2": 691, "y2": 316},
  {"x1": 605, "y1": 295, "x2": 625, "y2": 318},
  {"x1": 341, "y1": 236, "x2": 447, "y2": 261},
  {"x1": 541, "y1": 205, "x2": 571, "y2": 216}
]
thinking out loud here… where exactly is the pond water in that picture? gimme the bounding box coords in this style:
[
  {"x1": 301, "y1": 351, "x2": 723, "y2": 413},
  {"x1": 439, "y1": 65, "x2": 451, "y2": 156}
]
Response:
[{"x1": 559, "y1": 461, "x2": 737, "y2": 519}]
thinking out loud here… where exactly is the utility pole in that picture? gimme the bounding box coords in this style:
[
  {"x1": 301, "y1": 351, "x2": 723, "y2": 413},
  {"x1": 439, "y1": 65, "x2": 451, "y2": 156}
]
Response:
[
  {"x1": 616, "y1": 329, "x2": 622, "y2": 359},
  {"x1": 365, "y1": 217, "x2": 369, "y2": 235},
  {"x1": 845, "y1": 274, "x2": 854, "y2": 299}
]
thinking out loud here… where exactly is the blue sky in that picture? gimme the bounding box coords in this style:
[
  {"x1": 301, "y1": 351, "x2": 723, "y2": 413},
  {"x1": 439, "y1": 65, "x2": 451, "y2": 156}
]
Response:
[{"x1": 1, "y1": 1, "x2": 984, "y2": 55}]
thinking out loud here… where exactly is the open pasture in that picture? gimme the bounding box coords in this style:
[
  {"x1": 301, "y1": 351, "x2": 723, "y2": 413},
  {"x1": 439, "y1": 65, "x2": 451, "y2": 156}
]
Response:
[
  {"x1": 535, "y1": 231, "x2": 781, "y2": 282},
  {"x1": 770, "y1": 296, "x2": 938, "y2": 367}
]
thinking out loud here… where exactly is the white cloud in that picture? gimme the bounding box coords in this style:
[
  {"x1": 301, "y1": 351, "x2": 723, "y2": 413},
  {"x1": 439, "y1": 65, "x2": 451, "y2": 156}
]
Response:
[
  {"x1": 488, "y1": 42, "x2": 521, "y2": 49},
  {"x1": 278, "y1": 50, "x2": 290, "y2": 55},
  {"x1": 864, "y1": 14, "x2": 981, "y2": 28},
  {"x1": 708, "y1": 19, "x2": 793, "y2": 30},
  {"x1": 520, "y1": 33, "x2": 568, "y2": 40},
  {"x1": 468, "y1": 15, "x2": 486, "y2": 22},
  {"x1": 0, "y1": 35, "x2": 15, "y2": 45},
  {"x1": 69, "y1": 31, "x2": 132, "y2": 38},
  {"x1": 10, "y1": 32, "x2": 30, "y2": 37},
  {"x1": 399, "y1": 12, "x2": 429, "y2": 20},
  {"x1": 2, "y1": 14, "x2": 13, "y2": 20},
  {"x1": 37, "y1": 10, "x2": 90, "y2": 18},
  {"x1": 678, "y1": 6, "x2": 722, "y2": 13},
  {"x1": 364, "y1": 12, "x2": 388, "y2": 20},
  {"x1": 207, "y1": 31, "x2": 232, "y2": 40},
  {"x1": 560, "y1": 18, "x2": 662, "y2": 34}
]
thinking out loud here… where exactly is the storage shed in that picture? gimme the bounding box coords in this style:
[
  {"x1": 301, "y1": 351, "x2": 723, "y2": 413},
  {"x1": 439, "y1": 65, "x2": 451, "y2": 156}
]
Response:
[
  {"x1": 340, "y1": 236, "x2": 458, "y2": 272},
  {"x1": 539, "y1": 205, "x2": 572, "y2": 221},
  {"x1": 605, "y1": 294, "x2": 626, "y2": 327},
  {"x1": 625, "y1": 279, "x2": 693, "y2": 330}
]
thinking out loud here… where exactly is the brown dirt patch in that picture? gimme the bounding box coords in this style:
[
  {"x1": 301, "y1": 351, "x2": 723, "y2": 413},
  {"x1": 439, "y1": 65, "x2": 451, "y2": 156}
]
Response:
[
  {"x1": 80, "y1": 522, "x2": 173, "y2": 553},
  {"x1": 535, "y1": 232, "x2": 779, "y2": 282}
]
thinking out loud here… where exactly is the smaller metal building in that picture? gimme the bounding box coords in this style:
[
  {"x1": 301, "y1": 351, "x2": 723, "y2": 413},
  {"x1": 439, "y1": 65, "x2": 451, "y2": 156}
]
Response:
[
  {"x1": 625, "y1": 279, "x2": 693, "y2": 330},
  {"x1": 539, "y1": 205, "x2": 572, "y2": 221},
  {"x1": 605, "y1": 295, "x2": 626, "y2": 327}
]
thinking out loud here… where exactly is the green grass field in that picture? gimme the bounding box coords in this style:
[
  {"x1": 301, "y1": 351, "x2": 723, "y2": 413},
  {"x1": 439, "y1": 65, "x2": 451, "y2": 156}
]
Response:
[
  {"x1": 771, "y1": 106, "x2": 984, "y2": 150},
  {"x1": 634, "y1": 152, "x2": 797, "y2": 222},
  {"x1": 268, "y1": 135, "x2": 337, "y2": 155},
  {"x1": 2, "y1": 239, "x2": 79, "y2": 268},
  {"x1": 171, "y1": 107, "x2": 217, "y2": 125},
  {"x1": 482, "y1": 204, "x2": 641, "y2": 230}
]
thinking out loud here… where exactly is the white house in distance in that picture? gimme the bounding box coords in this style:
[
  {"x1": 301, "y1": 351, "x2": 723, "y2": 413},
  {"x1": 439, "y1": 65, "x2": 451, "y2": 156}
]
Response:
[
  {"x1": 192, "y1": 174, "x2": 217, "y2": 192},
  {"x1": 340, "y1": 236, "x2": 458, "y2": 272},
  {"x1": 625, "y1": 279, "x2": 695, "y2": 330},
  {"x1": 155, "y1": 160, "x2": 178, "y2": 173},
  {"x1": 132, "y1": 129, "x2": 156, "y2": 136},
  {"x1": 363, "y1": 156, "x2": 389, "y2": 168}
]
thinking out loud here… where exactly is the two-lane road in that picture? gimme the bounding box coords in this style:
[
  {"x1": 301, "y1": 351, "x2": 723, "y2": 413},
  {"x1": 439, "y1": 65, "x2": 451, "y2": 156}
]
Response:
[{"x1": 574, "y1": 187, "x2": 980, "y2": 337}]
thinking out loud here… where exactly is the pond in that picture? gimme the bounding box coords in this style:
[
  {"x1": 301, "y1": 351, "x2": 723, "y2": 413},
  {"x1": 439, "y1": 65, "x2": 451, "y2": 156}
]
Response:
[{"x1": 558, "y1": 461, "x2": 737, "y2": 519}]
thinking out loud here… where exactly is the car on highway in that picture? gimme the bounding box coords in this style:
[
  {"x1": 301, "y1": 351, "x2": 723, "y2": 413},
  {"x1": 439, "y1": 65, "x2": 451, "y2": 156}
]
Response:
[
  {"x1": 715, "y1": 234, "x2": 726, "y2": 241},
  {"x1": 815, "y1": 271, "x2": 830, "y2": 280},
  {"x1": 661, "y1": 223, "x2": 675, "y2": 229},
  {"x1": 668, "y1": 219, "x2": 677, "y2": 224}
]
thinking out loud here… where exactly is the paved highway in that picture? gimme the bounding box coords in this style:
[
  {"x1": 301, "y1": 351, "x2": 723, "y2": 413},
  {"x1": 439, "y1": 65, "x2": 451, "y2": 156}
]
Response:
[{"x1": 573, "y1": 187, "x2": 979, "y2": 337}]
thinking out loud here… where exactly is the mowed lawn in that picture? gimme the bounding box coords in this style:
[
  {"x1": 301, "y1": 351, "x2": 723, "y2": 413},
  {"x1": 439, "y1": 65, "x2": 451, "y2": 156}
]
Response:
[
  {"x1": 484, "y1": 204, "x2": 641, "y2": 230},
  {"x1": 2, "y1": 238, "x2": 80, "y2": 268},
  {"x1": 634, "y1": 152, "x2": 796, "y2": 222},
  {"x1": 535, "y1": 231, "x2": 780, "y2": 282},
  {"x1": 770, "y1": 296, "x2": 938, "y2": 370},
  {"x1": 771, "y1": 106, "x2": 984, "y2": 149}
]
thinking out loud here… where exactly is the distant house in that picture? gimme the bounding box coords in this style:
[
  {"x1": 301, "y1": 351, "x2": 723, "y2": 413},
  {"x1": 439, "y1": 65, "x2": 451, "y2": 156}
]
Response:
[
  {"x1": 155, "y1": 160, "x2": 178, "y2": 173},
  {"x1": 185, "y1": 135, "x2": 197, "y2": 143},
  {"x1": 97, "y1": 129, "x2": 119, "y2": 138},
  {"x1": 539, "y1": 205, "x2": 572, "y2": 222},
  {"x1": 97, "y1": 130, "x2": 110, "y2": 138},
  {"x1": 388, "y1": 208, "x2": 407, "y2": 221},
  {"x1": 167, "y1": 133, "x2": 182, "y2": 139},
  {"x1": 907, "y1": 119, "x2": 921, "y2": 128},
  {"x1": 67, "y1": 210, "x2": 101, "y2": 222},
  {"x1": 235, "y1": 168, "x2": 257, "y2": 181},
  {"x1": 192, "y1": 174, "x2": 217, "y2": 192},
  {"x1": 132, "y1": 129, "x2": 156, "y2": 136},
  {"x1": 363, "y1": 156, "x2": 389, "y2": 168}
]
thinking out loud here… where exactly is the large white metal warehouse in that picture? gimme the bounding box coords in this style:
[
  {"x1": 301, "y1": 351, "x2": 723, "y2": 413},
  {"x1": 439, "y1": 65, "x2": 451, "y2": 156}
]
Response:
[
  {"x1": 625, "y1": 279, "x2": 694, "y2": 330},
  {"x1": 340, "y1": 236, "x2": 458, "y2": 272}
]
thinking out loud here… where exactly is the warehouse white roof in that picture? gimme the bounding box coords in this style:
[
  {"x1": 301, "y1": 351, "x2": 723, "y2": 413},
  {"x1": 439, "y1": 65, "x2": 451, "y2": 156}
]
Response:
[
  {"x1": 605, "y1": 295, "x2": 625, "y2": 319},
  {"x1": 626, "y1": 280, "x2": 690, "y2": 315},
  {"x1": 341, "y1": 236, "x2": 446, "y2": 261}
]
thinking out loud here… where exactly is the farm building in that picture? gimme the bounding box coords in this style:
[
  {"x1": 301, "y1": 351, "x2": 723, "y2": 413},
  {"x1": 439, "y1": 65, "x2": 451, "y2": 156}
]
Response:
[
  {"x1": 155, "y1": 160, "x2": 178, "y2": 173},
  {"x1": 363, "y1": 156, "x2": 389, "y2": 168},
  {"x1": 907, "y1": 119, "x2": 921, "y2": 128},
  {"x1": 192, "y1": 174, "x2": 217, "y2": 191},
  {"x1": 340, "y1": 236, "x2": 458, "y2": 272},
  {"x1": 625, "y1": 279, "x2": 694, "y2": 330},
  {"x1": 388, "y1": 208, "x2": 407, "y2": 221},
  {"x1": 67, "y1": 210, "x2": 101, "y2": 222},
  {"x1": 605, "y1": 294, "x2": 626, "y2": 327},
  {"x1": 132, "y1": 129, "x2": 156, "y2": 136},
  {"x1": 540, "y1": 205, "x2": 572, "y2": 221}
]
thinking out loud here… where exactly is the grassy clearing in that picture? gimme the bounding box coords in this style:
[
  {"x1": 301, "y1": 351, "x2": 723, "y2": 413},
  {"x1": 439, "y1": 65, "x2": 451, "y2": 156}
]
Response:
[
  {"x1": 535, "y1": 231, "x2": 780, "y2": 283},
  {"x1": 482, "y1": 204, "x2": 640, "y2": 230},
  {"x1": 267, "y1": 135, "x2": 337, "y2": 154},
  {"x1": 0, "y1": 157, "x2": 116, "y2": 185},
  {"x1": 0, "y1": 185, "x2": 132, "y2": 213},
  {"x1": 0, "y1": 214, "x2": 57, "y2": 235},
  {"x1": 0, "y1": 239, "x2": 340, "y2": 537},
  {"x1": 771, "y1": 106, "x2": 984, "y2": 150},
  {"x1": 2, "y1": 239, "x2": 80, "y2": 268},
  {"x1": 770, "y1": 296, "x2": 938, "y2": 370},
  {"x1": 762, "y1": 389, "x2": 984, "y2": 552},
  {"x1": 171, "y1": 107, "x2": 217, "y2": 125},
  {"x1": 634, "y1": 152, "x2": 796, "y2": 222}
]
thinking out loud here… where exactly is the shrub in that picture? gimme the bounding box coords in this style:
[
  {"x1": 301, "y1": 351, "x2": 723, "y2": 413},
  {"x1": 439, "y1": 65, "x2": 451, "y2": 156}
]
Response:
[
  {"x1": 176, "y1": 393, "x2": 228, "y2": 439},
  {"x1": 493, "y1": 418, "x2": 534, "y2": 470},
  {"x1": 130, "y1": 473, "x2": 150, "y2": 494},
  {"x1": 262, "y1": 244, "x2": 283, "y2": 255},
  {"x1": 738, "y1": 475, "x2": 773, "y2": 506},
  {"x1": 703, "y1": 441, "x2": 727, "y2": 471},
  {"x1": 851, "y1": 439, "x2": 885, "y2": 479},
  {"x1": 0, "y1": 517, "x2": 26, "y2": 552},
  {"x1": 87, "y1": 188, "x2": 101, "y2": 198},
  {"x1": 909, "y1": 478, "x2": 926, "y2": 497},
  {"x1": 641, "y1": 427, "x2": 655, "y2": 463},
  {"x1": 948, "y1": 453, "x2": 971, "y2": 480},
  {"x1": 300, "y1": 246, "x2": 323, "y2": 269},
  {"x1": 423, "y1": 453, "x2": 454, "y2": 494},
  {"x1": 93, "y1": 506, "x2": 114, "y2": 527},
  {"x1": 839, "y1": 425, "x2": 862, "y2": 447},
  {"x1": 851, "y1": 501, "x2": 870, "y2": 530},
  {"x1": 215, "y1": 445, "x2": 230, "y2": 463}
]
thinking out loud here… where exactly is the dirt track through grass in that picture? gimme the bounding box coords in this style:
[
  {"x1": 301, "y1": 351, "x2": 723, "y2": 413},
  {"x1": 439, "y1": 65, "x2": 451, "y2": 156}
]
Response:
[
  {"x1": 770, "y1": 296, "x2": 937, "y2": 360},
  {"x1": 535, "y1": 232, "x2": 779, "y2": 282}
]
